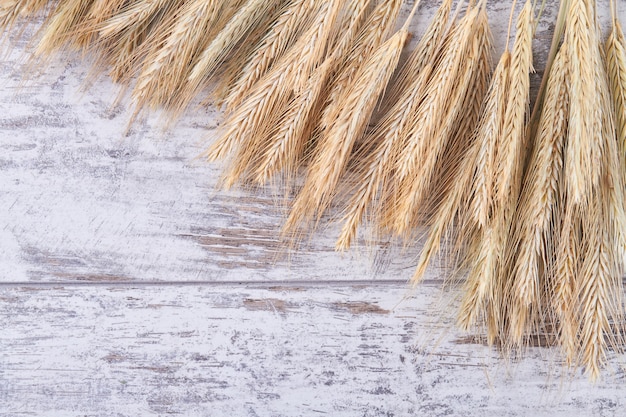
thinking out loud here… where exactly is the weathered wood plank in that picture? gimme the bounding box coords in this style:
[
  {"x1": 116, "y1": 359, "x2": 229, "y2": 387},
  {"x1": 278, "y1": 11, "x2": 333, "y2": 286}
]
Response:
[{"x1": 0, "y1": 285, "x2": 624, "y2": 417}]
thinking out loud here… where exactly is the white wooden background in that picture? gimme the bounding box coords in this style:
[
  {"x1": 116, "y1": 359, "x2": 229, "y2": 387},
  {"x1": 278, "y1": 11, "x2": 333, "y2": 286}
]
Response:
[{"x1": 1, "y1": 1, "x2": 626, "y2": 416}]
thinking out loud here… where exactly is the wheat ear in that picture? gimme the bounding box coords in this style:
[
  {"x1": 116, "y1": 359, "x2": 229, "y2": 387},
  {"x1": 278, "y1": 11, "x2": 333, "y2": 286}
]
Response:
[
  {"x1": 457, "y1": 1, "x2": 534, "y2": 342},
  {"x1": 577, "y1": 38, "x2": 626, "y2": 380},
  {"x1": 223, "y1": 0, "x2": 321, "y2": 110},
  {"x1": 397, "y1": 6, "x2": 493, "y2": 238},
  {"x1": 35, "y1": 0, "x2": 96, "y2": 55},
  {"x1": 252, "y1": 56, "x2": 335, "y2": 186},
  {"x1": 283, "y1": 29, "x2": 409, "y2": 235},
  {"x1": 335, "y1": 64, "x2": 434, "y2": 251},
  {"x1": 206, "y1": 0, "x2": 343, "y2": 165},
  {"x1": 319, "y1": 0, "x2": 404, "y2": 131},
  {"x1": 384, "y1": 6, "x2": 479, "y2": 237},
  {"x1": 384, "y1": 0, "x2": 454, "y2": 106},
  {"x1": 494, "y1": 0, "x2": 534, "y2": 204},
  {"x1": 606, "y1": 19, "x2": 626, "y2": 193},
  {"x1": 97, "y1": 0, "x2": 172, "y2": 40},
  {"x1": 564, "y1": 0, "x2": 601, "y2": 204},
  {"x1": 468, "y1": 51, "x2": 511, "y2": 229},
  {"x1": 179, "y1": 0, "x2": 295, "y2": 113},
  {"x1": 131, "y1": 0, "x2": 223, "y2": 112},
  {"x1": 508, "y1": 44, "x2": 568, "y2": 345}
]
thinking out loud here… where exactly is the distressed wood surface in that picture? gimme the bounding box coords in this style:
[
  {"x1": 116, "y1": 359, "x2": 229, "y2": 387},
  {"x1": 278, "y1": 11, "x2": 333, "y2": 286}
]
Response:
[{"x1": 1, "y1": 1, "x2": 625, "y2": 416}]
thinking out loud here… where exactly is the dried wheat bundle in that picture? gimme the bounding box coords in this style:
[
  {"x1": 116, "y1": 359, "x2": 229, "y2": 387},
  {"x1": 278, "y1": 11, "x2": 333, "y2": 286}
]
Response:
[{"x1": 2, "y1": 0, "x2": 626, "y2": 380}]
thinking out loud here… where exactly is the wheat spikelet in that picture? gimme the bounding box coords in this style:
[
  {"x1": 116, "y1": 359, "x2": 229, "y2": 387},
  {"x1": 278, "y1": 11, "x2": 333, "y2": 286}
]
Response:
[
  {"x1": 507, "y1": 46, "x2": 568, "y2": 344},
  {"x1": 223, "y1": 0, "x2": 322, "y2": 109},
  {"x1": 283, "y1": 29, "x2": 409, "y2": 234},
  {"x1": 131, "y1": 0, "x2": 223, "y2": 111}
]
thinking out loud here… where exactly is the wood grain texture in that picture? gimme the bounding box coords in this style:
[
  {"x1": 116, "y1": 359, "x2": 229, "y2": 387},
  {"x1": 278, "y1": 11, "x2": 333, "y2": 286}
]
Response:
[
  {"x1": 0, "y1": 1, "x2": 625, "y2": 416},
  {"x1": 1, "y1": 284, "x2": 625, "y2": 417}
]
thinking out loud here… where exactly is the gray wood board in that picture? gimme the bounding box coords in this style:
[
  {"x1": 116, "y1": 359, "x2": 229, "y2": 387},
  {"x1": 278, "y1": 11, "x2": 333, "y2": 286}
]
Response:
[
  {"x1": 1, "y1": 1, "x2": 625, "y2": 416},
  {"x1": 1, "y1": 284, "x2": 624, "y2": 417}
]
